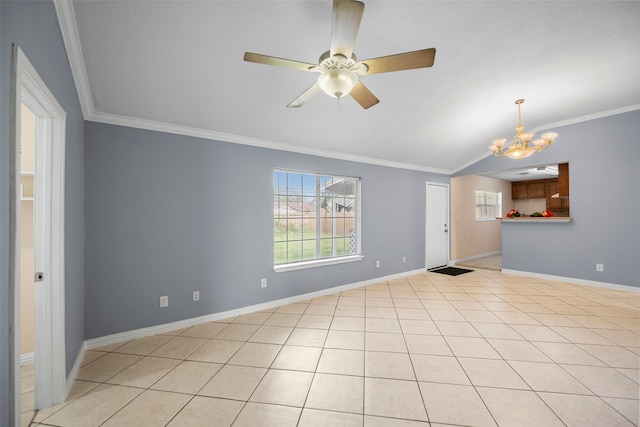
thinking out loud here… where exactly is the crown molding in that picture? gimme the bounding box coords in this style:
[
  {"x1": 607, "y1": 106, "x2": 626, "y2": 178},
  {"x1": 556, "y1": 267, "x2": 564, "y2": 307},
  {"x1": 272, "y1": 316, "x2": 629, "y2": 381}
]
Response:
[
  {"x1": 88, "y1": 111, "x2": 452, "y2": 175},
  {"x1": 451, "y1": 103, "x2": 640, "y2": 174},
  {"x1": 529, "y1": 103, "x2": 640, "y2": 133},
  {"x1": 451, "y1": 151, "x2": 494, "y2": 175},
  {"x1": 53, "y1": 0, "x2": 94, "y2": 119},
  {"x1": 51, "y1": 0, "x2": 451, "y2": 175},
  {"x1": 53, "y1": 0, "x2": 639, "y2": 176}
]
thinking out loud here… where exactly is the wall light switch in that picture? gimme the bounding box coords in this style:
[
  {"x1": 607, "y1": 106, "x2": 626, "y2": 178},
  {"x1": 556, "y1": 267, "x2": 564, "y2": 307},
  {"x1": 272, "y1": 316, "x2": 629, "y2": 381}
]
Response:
[
  {"x1": 376, "y1": 260, "x2": 380, "y2": 268},
  {"x1": 160, "y1": 295, "x2": 168, "y2": 308},
  {"x1": 261, "y1": 278, "x2": 267, "y2": 288}
]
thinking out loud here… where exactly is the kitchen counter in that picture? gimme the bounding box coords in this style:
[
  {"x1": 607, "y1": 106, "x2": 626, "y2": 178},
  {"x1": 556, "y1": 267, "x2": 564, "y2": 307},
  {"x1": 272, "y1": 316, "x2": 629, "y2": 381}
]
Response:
[{"x1": 497, "y1": 217, "x2": 573, "y2": 223}]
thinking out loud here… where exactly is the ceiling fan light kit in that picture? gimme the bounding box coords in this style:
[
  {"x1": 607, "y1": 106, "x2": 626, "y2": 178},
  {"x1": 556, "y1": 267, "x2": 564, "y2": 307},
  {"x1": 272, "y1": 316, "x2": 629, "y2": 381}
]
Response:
[
  {"x1": 243, "y1": 0, "x2": 436, "y2": 109},
  {"x1": 317, "y1": 67, "x2": 358, "y2": 98},
  {"x1": 489, "y1": 99, "x2": 558, "y2": 160}
]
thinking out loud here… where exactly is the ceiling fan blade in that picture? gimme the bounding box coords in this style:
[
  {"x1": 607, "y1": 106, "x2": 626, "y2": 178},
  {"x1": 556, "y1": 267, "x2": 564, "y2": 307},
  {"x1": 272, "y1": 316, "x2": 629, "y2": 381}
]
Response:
[
  {"x1": 287, "y1": 83, "x2": 322, "y2": 108},
  {"x1": 350, "y1": 81, "x2": 379, "y2": 109},
  {"x1": 360, "y1": 48, "x2": 436, "y2": 75},
  {"x1": 330, "y1": 0, "x2": 365, "y2": 59},
  {"x1": 244, "y1": 52, "x2": 316, "y2": 72}
]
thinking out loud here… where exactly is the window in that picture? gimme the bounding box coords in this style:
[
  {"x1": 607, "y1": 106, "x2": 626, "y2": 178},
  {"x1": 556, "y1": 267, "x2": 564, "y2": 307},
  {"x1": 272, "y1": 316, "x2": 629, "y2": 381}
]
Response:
[
  {"x1": 475, "y1": 190, "x2": 502, "y2": 220},
  {"x1": 274, "y1": 170, "x2": 361, "y2": 271}
]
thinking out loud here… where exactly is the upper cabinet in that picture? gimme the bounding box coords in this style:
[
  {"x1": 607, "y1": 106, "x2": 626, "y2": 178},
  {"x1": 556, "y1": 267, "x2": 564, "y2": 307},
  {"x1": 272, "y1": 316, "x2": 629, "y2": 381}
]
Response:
[
  {"x1": 558, "y1": 162, "x2": 569, "y2": 197},
  {"x1": 512, "y1": 180, "x2": 547, "y2": 199},
  {"x1": 547, "y1": 180, "x2": 570, "y2": 210},
  {"x1": 511, "y1": 163, "x2": 569, "y2": 201}
]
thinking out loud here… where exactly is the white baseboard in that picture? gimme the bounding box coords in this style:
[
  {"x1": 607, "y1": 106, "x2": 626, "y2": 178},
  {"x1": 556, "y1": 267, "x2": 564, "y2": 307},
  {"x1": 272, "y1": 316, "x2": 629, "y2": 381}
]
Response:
[
  {"x1": 451, "y1": 251, "x2": 501, "y2": 265},
  {"x1": 85, "y1": 268, "x2": 427, "y2": 350},
  {"x1": 20, "y1": 352, "x2": 34, "y2": 365},
  {"x1": 502, "y1": 269, "x2": 640, "y2": 293}
]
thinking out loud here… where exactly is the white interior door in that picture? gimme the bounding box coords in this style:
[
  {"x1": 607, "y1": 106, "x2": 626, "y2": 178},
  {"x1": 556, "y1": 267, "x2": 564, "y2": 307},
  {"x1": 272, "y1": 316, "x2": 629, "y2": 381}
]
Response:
[
  {"x1": 12, "y1": 46, "x2": 67, "y2": 425},
  {"x1": 426, "y1": 182, "x2": 450, "y2": 269}
]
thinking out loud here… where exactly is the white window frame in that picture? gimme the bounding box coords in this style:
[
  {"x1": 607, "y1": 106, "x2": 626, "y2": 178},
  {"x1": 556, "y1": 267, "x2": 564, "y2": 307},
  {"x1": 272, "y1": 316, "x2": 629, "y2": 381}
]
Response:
[
  {"x1": 475, "y1": 190, "x2": 502, "y2": 221},
  {"x1": 273, "y1": 170, "x2": 363, "y2": 273}
]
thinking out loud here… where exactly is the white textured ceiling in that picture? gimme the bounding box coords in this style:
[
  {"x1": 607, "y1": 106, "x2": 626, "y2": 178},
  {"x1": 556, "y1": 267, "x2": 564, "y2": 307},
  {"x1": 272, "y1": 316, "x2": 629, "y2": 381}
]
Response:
[{"x1": 61, "y1": 1, "x2": 640, "y2": 172}]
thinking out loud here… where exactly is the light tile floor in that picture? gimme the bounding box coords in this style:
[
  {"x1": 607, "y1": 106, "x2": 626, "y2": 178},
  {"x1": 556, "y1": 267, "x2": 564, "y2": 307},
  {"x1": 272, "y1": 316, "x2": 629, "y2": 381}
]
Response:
[
  {"x1": 31, "y1": 269, "x2": 639, "y2": 426},
  {"x1": 457, "y1": 255, "x2": 502, "y2": 271}
]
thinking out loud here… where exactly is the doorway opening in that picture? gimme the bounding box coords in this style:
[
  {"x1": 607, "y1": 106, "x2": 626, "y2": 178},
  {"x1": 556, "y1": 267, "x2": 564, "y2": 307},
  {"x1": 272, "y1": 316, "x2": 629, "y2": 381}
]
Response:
[
  {"x1": 426, "y1": 182, "x2": 450, "y2": 270},
  {"x1": 11, "y1": 45, "x2": 67, "y2": 426}
]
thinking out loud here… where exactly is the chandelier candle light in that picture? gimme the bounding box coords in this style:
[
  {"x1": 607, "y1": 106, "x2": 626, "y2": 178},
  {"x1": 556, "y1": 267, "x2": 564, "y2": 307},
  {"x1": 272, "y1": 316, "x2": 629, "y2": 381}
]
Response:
[{"x1": 489, "y1": 99, "x2": 558, "y2": 159}]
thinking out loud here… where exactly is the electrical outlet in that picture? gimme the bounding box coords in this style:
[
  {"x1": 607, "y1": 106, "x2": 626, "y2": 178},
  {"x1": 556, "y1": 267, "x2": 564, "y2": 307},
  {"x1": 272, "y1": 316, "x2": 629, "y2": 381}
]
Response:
[
  {"x1": 261, "y1": 278, "x2": 267, "y2": 288},
  {"x1": 192, "y1": 291, "x2": 200, "y2": 301},
  {"x1": 376, "y1": 260, "x2": 380, "y2": 268},
  {"x1": 596, "y1": 263, "x2": 604, "y2": 272},
  {"x1": 402, "y1": 257, "x2": 406, "y2": 263},
  {"x1": 160, "y1": 295, "x2": 168, "y2": 308}
]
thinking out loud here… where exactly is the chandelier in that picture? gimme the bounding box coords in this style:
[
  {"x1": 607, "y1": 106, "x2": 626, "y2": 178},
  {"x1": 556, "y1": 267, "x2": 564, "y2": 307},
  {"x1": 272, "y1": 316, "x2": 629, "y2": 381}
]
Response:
[{"x1": 489, "y1": 99, "x2": 558, "y2": 160}]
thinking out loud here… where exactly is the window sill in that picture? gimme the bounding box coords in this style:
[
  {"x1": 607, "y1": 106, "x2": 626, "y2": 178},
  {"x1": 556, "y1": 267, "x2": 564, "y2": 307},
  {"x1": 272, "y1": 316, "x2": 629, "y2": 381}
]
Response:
[{"x1": 274, "y1": 255, "x2": 364, "y2": 273}]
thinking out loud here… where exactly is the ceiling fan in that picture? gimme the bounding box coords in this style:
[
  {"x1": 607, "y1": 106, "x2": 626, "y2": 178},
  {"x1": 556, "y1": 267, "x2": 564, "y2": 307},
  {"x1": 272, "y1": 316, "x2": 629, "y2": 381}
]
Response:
[{"x1": 243, "y1": 0, "x2": 436, "y2": 109}]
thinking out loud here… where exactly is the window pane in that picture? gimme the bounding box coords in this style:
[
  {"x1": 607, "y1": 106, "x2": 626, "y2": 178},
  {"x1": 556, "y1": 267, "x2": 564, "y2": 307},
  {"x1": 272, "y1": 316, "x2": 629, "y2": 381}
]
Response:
[
  {"x1": 274, "y1": 219, "x2": 286, "y2": 242},
  {"x1": 275, "y1": 170, "x2": 359, "y2": 265},
  {"x1": 302, "y1": 239, "x2": 317, "y2": 260},
  {"x1": 475, "y1": 190, "x2": 502, "y2": 220},
  {"x1": 303, "y1": 174, "x2": 316, "y2": 197},
  {"x1": 287, "y1": 241, "x2": 303, "y2": 263},
  {"x1": 320, "y1": 238, "x2": 334, "y2": 257},
  {"x1": 274, "y1": 242, "x2": 287, "y2": 264}
]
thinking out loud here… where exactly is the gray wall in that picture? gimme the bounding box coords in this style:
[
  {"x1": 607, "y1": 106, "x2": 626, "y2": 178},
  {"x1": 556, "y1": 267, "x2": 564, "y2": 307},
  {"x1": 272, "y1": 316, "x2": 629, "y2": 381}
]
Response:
[
  {"x1": 456, "y1": 110, "x2": 640, "y2": 287},
  {"x1": 1, "y1": 1, "x2": 85, "y2": 423},
  {"x1": 84, "y1": 122, "x2": 449, "y2": 338}
]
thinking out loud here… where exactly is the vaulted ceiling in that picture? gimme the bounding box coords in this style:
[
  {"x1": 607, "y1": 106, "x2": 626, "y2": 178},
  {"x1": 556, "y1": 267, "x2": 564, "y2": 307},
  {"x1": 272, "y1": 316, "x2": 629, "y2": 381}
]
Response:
[{"x1": 57, "y1": 1, "x2": 640, "y2": 173}]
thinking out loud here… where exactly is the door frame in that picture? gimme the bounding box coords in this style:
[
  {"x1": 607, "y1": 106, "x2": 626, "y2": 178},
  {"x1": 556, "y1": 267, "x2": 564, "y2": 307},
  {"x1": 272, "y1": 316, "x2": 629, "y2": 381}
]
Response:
[
  {"x1": 425, "y1": 181, "x2": 450, "y2": 269},
  {"x1": 11, "y1": 45, "x2": 67, "y2": 424}
]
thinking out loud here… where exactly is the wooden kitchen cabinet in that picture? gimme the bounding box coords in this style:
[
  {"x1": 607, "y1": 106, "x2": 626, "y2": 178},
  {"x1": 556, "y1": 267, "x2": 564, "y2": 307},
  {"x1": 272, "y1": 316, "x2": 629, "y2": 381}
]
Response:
[
  {"x1": 512, "y1": 180, "x2": 547, "y2": 199},
  {"x1": 558, "y1": 163, "x2": 569, "y2": 197},
  {"x1": 527, "y1": 181, "x2": 547, "y2": 198},
  {"x1": 512, "y1": 182, "x2": 528, "y2": 199},
  {"x1": 547, "y1": 180, "x2": 570, "y2": 210}
]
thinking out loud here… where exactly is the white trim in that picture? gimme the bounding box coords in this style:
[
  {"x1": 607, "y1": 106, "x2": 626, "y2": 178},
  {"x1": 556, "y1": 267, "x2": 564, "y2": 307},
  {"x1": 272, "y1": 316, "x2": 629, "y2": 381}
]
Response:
[
  {"x1": 53, "y1": 0, "x2": 640, "y2": 176},
  {"x1": 90, "y1": 111, "x2": 451, "y2": 174},
  {"x1": 52, "y1": 0, "x2": 451, "y2": 175},
  {"x1": 451, "y1": 103, "x2": 640, "y2": 174},
  {"x1": 452, "y1": 251, "x2": 502, "y2": 265},
  {"x1": 54, "y1": 0, "x2": 640, "y2": 177},
  {"x1": 528, "y1": 103, "x2": 640, "y2": 134},
  {"x1": 85, "y1": 268, "x2": 425, "y2": 350},
  {"x1": 53, "y1": 0, "x2": 93, "y2": 119},
  {"x1": 502, "y1": 269, "x2": 640, "y2": 293},
  {"x1": 20, "y1": 353, "x2": 34, "y2": 366},
  {"x1": 451, "y1": 151, "x2": 495, "y2": 175},
  {"x1": 274, "y1": 255, "x2": 364, "y2": 273},
  {"x1": 13, "y1": 46, "x2": 67, "y2": 416}
]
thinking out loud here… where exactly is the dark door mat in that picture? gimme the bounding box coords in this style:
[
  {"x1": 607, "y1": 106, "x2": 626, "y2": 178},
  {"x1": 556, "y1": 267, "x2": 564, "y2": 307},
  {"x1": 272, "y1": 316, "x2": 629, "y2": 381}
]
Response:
[{"x1": 428, "y1": 266, "x2": 473, "y2": 276}]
